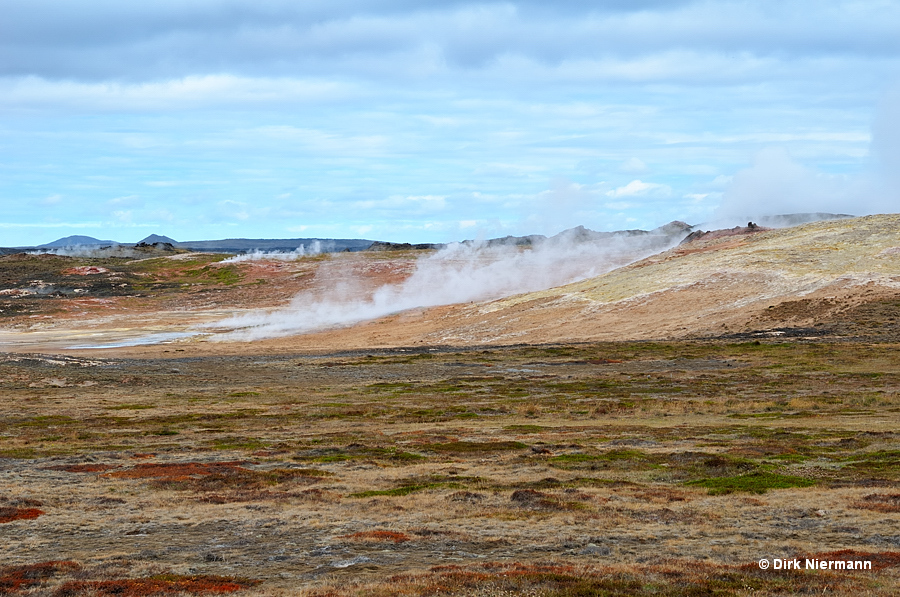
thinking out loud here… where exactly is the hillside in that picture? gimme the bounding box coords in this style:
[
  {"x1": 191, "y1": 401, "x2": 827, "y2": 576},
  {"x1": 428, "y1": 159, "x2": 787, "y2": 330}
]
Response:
[
  {"x1": 253, "y1": 214, "x2": 900, "y2": 352},
  {"x1": 2, "y1": 214, "x2": 899, "y2": 355},
  {"x1": 442, "y1": 213, "x2": 900, "y2": 343}
]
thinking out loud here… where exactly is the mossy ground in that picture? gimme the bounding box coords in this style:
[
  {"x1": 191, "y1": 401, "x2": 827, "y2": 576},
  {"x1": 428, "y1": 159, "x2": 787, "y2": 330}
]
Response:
[{"x1": 1, "y1": 340, "x2": 899, "y2": 594}]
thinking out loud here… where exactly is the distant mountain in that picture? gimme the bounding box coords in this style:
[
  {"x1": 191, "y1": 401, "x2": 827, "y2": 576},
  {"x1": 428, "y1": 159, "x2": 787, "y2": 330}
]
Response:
[
  {"x1": 138, "y1": 234, "x2": 178, "y2": 244},
  {"x1": 39, "y1": 235, "x2": 119, "y2": 248}
]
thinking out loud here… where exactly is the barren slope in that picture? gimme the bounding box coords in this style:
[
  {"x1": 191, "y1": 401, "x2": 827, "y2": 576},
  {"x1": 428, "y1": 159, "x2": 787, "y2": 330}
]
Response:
[{"x1": 3, "y1": 215, "x2": 900, "y2": 357}]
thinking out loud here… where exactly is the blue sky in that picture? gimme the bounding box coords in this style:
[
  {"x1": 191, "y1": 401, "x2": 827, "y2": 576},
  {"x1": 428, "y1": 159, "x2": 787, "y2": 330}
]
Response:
[{"x1": 1, "y1": 0, "x2": 899, "y2": 245}]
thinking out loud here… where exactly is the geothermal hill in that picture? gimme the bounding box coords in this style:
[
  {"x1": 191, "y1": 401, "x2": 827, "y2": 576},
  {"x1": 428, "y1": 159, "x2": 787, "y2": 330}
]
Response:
[
  {"x1": 279, "y1": 214, "x2": 900, "y2": 350},
  {"x1": 2, "y1": 214, "x2": 899, "y2": 354}
]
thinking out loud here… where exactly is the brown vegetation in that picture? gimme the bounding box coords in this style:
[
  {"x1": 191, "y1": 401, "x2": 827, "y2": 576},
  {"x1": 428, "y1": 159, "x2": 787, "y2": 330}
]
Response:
[
  {"x1": 852, "y1": 493, "x2": 900, "y2": 513},
  {"x1": 0, "y1": 561, "x2": 79, "y2": 593},
  {"x1": 340, "y1": 530, "x2": 412, "y2": 543},
  {"x1": 51, "y1": 575, "x2": 260, "y2": 596}
]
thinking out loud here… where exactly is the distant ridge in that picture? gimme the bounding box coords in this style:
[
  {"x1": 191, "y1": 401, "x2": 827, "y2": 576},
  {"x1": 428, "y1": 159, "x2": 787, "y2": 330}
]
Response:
[
  {"x1": 14, "y1": 214, "x2": 856, "y2": 254},
  {"x1": 38, "y1": 235, "x2": 118, "y2": 248}
]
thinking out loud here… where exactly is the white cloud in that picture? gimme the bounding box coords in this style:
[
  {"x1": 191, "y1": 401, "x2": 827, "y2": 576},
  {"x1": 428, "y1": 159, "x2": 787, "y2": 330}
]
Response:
[
  {"x1": 0, "y1": 221, "x2": 102, "y2": 228},
  {"x1": 0, "y1": 75, "x2": 355, "y2": 111},
  {"x1": 619, "y1": 157, "x2": 648, "y2": 173},
  {"x1": 35, "y1": 194, "x2": 63, "y2": 206},
  {"x1": 353, "y1": 195, "x2": 447, "y2": 213},
  {"x1": 606, "y1": 180, "x2": 671, "y2": 198},
  {"x1": 683, "y1": 193, "x2": 709, "y2": 202},
  {"x1": 714, "y1": 147, "x2": 878, "y2": 222},
  {"x1": 107, "y1": 195, "x2": 142, "y2": 207}
]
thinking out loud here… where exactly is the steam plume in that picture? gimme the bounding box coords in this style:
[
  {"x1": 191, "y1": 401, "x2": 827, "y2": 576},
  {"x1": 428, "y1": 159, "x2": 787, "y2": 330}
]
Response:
[
  {"x1": 204, "y1": 228, "x2": 688, "y2": 341},
  {"x1": 222, "y1": 241, "x2": 324, "y2": 263}
]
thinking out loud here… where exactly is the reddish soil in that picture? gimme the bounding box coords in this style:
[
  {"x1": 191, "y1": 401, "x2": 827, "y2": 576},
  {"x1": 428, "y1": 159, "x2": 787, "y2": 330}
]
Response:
[
  {"x1": 0, "y1": 507, "x2": 45, "y2": 524},
  {"x1": 102, "y1": 462, "x2": 247, "y2": 481}
]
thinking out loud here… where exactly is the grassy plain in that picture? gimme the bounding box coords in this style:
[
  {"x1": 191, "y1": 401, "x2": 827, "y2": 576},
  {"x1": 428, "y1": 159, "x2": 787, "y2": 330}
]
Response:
[{"x1": 1, "y1": 340, "x2": 899, "y2": 595}]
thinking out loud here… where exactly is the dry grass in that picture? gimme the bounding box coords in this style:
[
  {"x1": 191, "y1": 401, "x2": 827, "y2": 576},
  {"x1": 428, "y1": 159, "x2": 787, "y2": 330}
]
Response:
[
  {"x1": 1, "y1": 340, "x2": 899, "y2": 593},
  {"x1": 339, "y1": 530, "x2": 412, "y2": 544}
]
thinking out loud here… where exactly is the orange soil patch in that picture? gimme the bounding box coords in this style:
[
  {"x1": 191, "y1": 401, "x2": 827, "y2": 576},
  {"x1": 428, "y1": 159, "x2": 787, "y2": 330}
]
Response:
[
  {"x1": 51, "y1": 575, "x2": 260, "y2": 596},
  {"x1": 0, "y1": 507, "x2": 44, "y2": 523},
  {"x1": 341, "y1": 530, "x2": 412, "y2": 543},
  {"x1": 45, "y1": 464, "x2": 119, "y2": 473},
  {"x1": 0, "y1": 561, "x2": 80, "y2": 593},
  {"x1": 101, "y1": 462, "x2": 246, "y2": 481}
]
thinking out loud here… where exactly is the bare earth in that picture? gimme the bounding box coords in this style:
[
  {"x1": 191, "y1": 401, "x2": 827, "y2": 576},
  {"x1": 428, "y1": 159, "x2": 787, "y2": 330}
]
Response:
[{"x1": 1, "y1": 215, "x2": 899, "y2": 595}]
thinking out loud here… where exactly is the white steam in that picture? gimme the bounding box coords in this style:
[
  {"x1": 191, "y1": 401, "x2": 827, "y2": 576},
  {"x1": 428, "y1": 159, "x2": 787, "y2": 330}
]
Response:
[
  {"x1": 715, "y1": 87, "x2": 900, "y2": 224},
  {"x1": 203, "y1": 230, "x2": 687, "y2": 342},
  {"x1": 28, "y1": 245, "x2": 128, "y2": 258},
  {"x1": 222, "y1": 242, "x2": 324, "y2": 263}
]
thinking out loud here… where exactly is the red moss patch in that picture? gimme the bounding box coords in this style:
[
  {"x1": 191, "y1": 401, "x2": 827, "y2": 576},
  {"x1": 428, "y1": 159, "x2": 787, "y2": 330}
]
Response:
[
  {"x1": 45, "y1": 464, "x2": 119, "y2": 473},
  {"x1": 852, "y1": 493, "x2": 900, "y2": 513},
  {"x1": 0, "y1": 561, "x2": 80, "y2": 593},
  {"x1": 51, "y1": 575, "x2": 260, "y2": 596},
  {"x1": 0, "y1": 507, "x2": 44, "y2": 523},
  {"x1": 304, "y1": 556, "x2": 900, "y2": 597},
  {"x1": 102, "y1": 462, "x2": 247, "y2": 481},
  {"x1": 341, "y1": 530, "x2": 412, "y2": 543},
  {"x1": 801, "y1": 550, "x2": 900, "y2": 571}
]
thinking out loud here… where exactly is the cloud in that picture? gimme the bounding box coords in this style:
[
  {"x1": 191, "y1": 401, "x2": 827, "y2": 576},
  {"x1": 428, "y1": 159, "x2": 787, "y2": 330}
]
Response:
[
  {"x1": 107, "y1": 195, "x2": 143, "y2": 207},
  {"x1": 619, "y1": 158, "x2": 647, "y2": 173},
  {"x1": 34, "y1": 194, "x2": 63, "y2": 206},
  {"x1": 712, "y1": 118, "x2": 900, "y2": 223},
  {"x1": 606, "y1": 180, "x2": 671, "y2": 198},
  {"x1": 353, "y1": 195, "x2": 447, "y2": 213},
  {"x1": 0, "y1": 75, "x2": 354, "y2": 112},
  {"x1": 872, "y1": 86, "x2": 900, "y2": 189},
  {"x1": 0, "y1": 1, "x2": 895, "y2": 246},
  {"x1": 2, "y1": 1, "x2": 899, "y2": 81}
]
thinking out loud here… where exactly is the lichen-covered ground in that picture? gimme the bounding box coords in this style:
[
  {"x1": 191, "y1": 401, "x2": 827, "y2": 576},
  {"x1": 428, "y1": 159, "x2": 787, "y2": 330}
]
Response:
[{"x1": 1, "y1": 341, "x2": 899, "y2": 595}]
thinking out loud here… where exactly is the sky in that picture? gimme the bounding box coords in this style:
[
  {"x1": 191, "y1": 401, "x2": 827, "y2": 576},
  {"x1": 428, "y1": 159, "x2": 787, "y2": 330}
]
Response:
[{"x1": 1, "y1": 0, "x2": 899, "y2": 246}]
